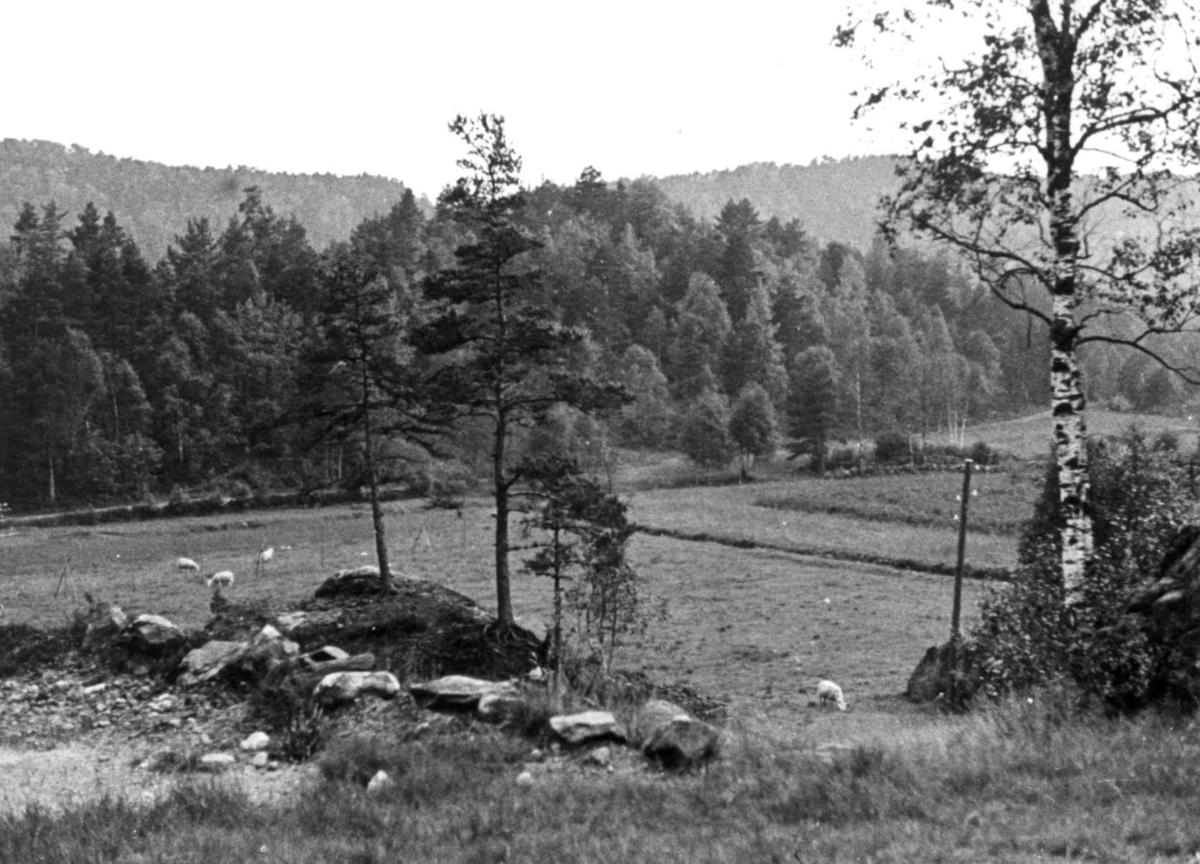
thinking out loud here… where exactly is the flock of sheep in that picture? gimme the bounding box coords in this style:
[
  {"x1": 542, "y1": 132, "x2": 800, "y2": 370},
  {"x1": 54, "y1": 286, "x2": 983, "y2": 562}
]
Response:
[
  {"x1": 175, "y1": 545, "x2": 275, "y2": 592},
  {"x1": 173, "y1": 546, "x2": 851, "y2": 711}
]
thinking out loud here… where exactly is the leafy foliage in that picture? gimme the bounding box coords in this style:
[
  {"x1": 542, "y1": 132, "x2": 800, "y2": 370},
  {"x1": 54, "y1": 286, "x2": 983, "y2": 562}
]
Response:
[
  {"x1": 966, "y1": 429, "x2": 1197, "y2": 709},
  {"x1": 677, "y1": 388, "x2": 735, "y2": 471},
  {"x1": 518, "y1": 455, "x2": 656, "y2": 677}
]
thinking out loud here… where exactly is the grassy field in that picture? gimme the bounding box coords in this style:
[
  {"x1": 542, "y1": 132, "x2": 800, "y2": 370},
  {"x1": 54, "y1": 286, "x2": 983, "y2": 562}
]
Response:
[
  {"x1": 4, "y1": 691, "x2": 1199, "y2": 862},
  {"x1": 0, "y1": 490, "x2": 991, "y2": 712},
  {"x1": 931, "y1": 408, "x2": 1199, "y2": 461},
  {"x1": 7, "y1": 434, "x2": 1200, "y2": 860}
]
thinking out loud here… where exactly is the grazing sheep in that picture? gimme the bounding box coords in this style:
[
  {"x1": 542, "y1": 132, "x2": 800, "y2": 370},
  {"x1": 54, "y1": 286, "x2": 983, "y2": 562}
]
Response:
[
  {"x1": 817, "y1": 679, "x2": 847, "y2": 711},
  {"x1": 177, "y1": 557, "x2": 200, "y2": 572},
  {"x1": 254, "y1": 546, "x2": 275, "y2": 578},
  {"x1": 207, "y1": 571, "x2": 235, "y2": 590}
]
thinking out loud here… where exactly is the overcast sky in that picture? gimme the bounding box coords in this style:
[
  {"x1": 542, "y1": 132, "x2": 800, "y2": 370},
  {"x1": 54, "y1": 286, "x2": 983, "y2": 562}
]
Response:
[{"x1": 7, "y1": 1, "x2": 925, "y2": 200}]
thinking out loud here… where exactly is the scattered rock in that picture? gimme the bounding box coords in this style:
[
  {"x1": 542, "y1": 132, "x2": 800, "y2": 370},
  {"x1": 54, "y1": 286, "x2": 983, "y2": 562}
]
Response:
[
  {"x1": 583, "y1": 746, "x2": 612, "y2": 767},
  {"x1": 177, "y1": 641, "x2": 244, "y2": 687},
  {"x1": 549, "y1": 711, "x2": 627, "y2": 746},
  {"x1": 409, "y1": 676, "x2": 520, "y2": 711},
  {"x1": 251, "y1": 752, "x2": 270, "y2": 768},
  {"x1": 294, "y1": 652, "x2": 376, "y2": 677},
  {"x1": 631, "y1": 699, "x2": 690, "y2": 744},
  {"x1": 239, "y1": 626, "x2": 301, "y2": 678},
  {"x1": 314, "y1": 566, "x2": 392, "y2": 597},
  {"x1": 366, "y1": 769, "x2": 394, "y2": 795},
  {"x1": 314, "y1": 671, "x2": 401, "y2": 707},
  {"x1": 477, "y1": 691, "x2": 528, "y2": 723},
  {"x1": 125, "y1": 614, "x2": 186, "y2": 655},
  {"x1": 198, "y1": 753, "x2": 237, "y2": 773},
  {"x1": 79, "y1": 599, "x2": 128, "y2": 650},
  {"x1": 1126, "y1": 524, "x2": 1200, "y2": 705},
  {"x1": 906, "y1": 643, "x2": 953, "y2": 703},
  {"x1": 240, "y1": 731, "x2": 270, "y2": 751},
  {"x1": 642, "y1": 718, "x2": 720, "y2": 771},
  {"x1": 297, "y1": 646, "x2": 350, "y2": 667}
]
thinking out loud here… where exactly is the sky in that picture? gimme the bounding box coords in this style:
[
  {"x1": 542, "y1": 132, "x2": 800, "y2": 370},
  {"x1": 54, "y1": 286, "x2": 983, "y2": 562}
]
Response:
[{"x1": 6, "y1": 1, "x2": 922, "y2": 201}]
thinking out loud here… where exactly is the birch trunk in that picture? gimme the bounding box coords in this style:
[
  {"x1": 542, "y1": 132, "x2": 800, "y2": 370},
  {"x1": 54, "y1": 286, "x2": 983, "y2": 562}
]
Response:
[{"x1": 1036, "y1": 0, "x2": 1093, "y2": 611}]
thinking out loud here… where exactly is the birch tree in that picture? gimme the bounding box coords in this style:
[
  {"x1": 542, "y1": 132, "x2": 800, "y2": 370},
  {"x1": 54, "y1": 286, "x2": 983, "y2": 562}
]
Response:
[{"x1": 837, "y1": 0, "x2": 1200, "y2": 616}]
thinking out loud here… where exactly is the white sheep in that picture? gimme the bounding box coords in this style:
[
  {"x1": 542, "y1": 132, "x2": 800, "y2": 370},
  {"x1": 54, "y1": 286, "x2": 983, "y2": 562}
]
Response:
[
  {"x1": 254, "y1": 546, "x2": 275, "y2": 578},
  {"x1": 207, "y1": 570, "x2": 235, "y2": 590},
  {"x1": 817, "y1": 679, "x2": 847, "y2": 711},
  {"x1": 177, "y1": 557, "x2": 200, "y2": 572}
]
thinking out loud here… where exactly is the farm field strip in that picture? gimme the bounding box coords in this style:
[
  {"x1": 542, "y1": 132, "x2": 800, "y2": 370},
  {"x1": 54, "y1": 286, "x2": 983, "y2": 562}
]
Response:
[
  {"x1": 0, "y1": 493, "x2": 992, "y2": 722},
  {"x1": 627, "y1": 480, "x2": 1020, "y2": 577},
  {"x1": 754, "y1": 469, "x2": 1039, "y2": 537}
]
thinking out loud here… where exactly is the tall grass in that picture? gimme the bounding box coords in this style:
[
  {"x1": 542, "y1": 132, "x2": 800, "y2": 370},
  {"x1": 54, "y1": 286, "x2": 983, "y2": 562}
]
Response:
[{"x1": 5, "y1": 692, "x2": 1199, "y2": 862}]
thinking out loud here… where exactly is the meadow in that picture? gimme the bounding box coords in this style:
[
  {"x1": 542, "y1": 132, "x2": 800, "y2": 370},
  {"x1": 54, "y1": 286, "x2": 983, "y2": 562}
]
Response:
[{"x1": 3, "y1": 409, "x2": 1200, "y2": 861}]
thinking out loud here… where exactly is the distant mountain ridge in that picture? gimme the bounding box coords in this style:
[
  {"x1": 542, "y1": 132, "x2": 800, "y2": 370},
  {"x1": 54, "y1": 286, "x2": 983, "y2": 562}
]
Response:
[
  {"x1": 0, "y1": 139, "x2": 903, "y2": 262},
  {"x1": 652, "y1": 156, "x2": 900, "y2": 250},
  {"x1": 0, "y1": 139, "x2": 431, "y2": 261}
]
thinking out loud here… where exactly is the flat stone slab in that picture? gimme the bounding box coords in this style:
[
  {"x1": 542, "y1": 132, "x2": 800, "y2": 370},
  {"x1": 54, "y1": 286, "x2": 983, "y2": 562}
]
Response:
[
  {"x1": 549, "y1": 711, "x2": 627, "y2": 745},
  {"x1": 409, "y1": 676, "x2": 520, "y2": 711},
  {"x1": 314, "y1": 671, "x2": 401, "y2": 707}
]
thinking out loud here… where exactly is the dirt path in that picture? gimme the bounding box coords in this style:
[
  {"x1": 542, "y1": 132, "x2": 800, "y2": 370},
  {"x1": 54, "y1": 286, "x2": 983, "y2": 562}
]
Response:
[{"x1": 0, "y1": 738, "x2": 318, "y2": 816}]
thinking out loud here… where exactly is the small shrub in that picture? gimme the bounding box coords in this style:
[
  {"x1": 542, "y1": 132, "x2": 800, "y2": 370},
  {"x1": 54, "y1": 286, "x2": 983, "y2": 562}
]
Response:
[
  {"x1": 874, "y1": 432, "x2": 911, "y2": 465},
  {"x1": 0, "y1": 623, "x2": 76, "y2": 677},
  {"x1": 969, "y1": 440, "x2": 996, "y2": 466},
  {"x1": 825, "y1": 445, "x2": 859, "y2": 471},
  {"x1": 1153, "y1": 430, "x2": 1181, "y2": 453},
  {"x1": 249, "y1": 676, "x2": 331, "y2": 761}
]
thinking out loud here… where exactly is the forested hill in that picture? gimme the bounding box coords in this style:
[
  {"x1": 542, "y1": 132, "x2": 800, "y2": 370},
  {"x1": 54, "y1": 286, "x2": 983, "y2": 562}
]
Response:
[
  {"x1": 653, "y1": 156, "x2": 900, "y2": 250},
  {"x1": 0, "y1": 139, "x2": 900, "y2": 261},
  {"x1": 0, "y1": 139, "x2": 430, "y2": 260}
]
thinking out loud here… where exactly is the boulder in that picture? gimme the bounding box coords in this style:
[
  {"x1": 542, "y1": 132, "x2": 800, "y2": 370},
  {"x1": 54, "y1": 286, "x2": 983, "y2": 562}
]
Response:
[
  {"x1": 632, "y1": 699, "x2": 691, "y2": 744},
  {"x1": 177, "y1": 641, "x2": 244, "y2": 687},
  {"x1": 642, "y1": 718, "x2": 721, "y2": 771},
  {"x1": 125, "y1": 614, "x2": 186, "y2": 655},
  {"x1": 176, "y1": 626, "x2": 299, "y2": 688},
  {"x1": 314, "y1": 670, "x2": 401, "y2": 707},
  {"x1": 906, "y1": 643, "x2": 953, "y2": 703},
  {"x1": 1125, "y1": 524, "x2": 1200, "y2": 703},
  {"x1": 239, "y1": 625, "x2": 300, "y2": 677},
  {"x1": 314, "y1": 566, "x2": 405, "y2": 597},
  {"x1": 476, "y1": 690, "x2": 528, "y2": 723},
  {"x1": 79, "y1": 600, "x2": 128, "y2": 650},
  {"x1": 409, "y1": 676, "x2": 520, "y2": 711},
  {"x1": 549, "y1": 710, "x2": 627, "y2": 745},
  {"x1": 274, "y1": 609, "x2": 345, "y2": 639}
]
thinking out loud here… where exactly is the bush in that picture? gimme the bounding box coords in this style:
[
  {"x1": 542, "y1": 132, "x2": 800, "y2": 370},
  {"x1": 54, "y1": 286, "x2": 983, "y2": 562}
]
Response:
[
  {"x1": 968, "y1": 441, "x2": 996, "y2": 466},
  {"x1": 965, "y1": 429, "x2": 1195, "y2": 711},
  {"x1": 874, "y1": 432, "x2": 910, "y2": 465}
]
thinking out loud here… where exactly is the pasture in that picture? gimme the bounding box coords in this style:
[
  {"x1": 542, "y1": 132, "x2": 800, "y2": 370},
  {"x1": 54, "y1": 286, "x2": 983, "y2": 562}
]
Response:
[
  {"x1": 931, "y1": 408, "x2": 1199, "y2": 461},
  {"x1": 0, "y1": 468, "x2": 1004, "y2": 730},
  {"x1": 7, "y1": 440, "x2": 1200, "y2": 862}
]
